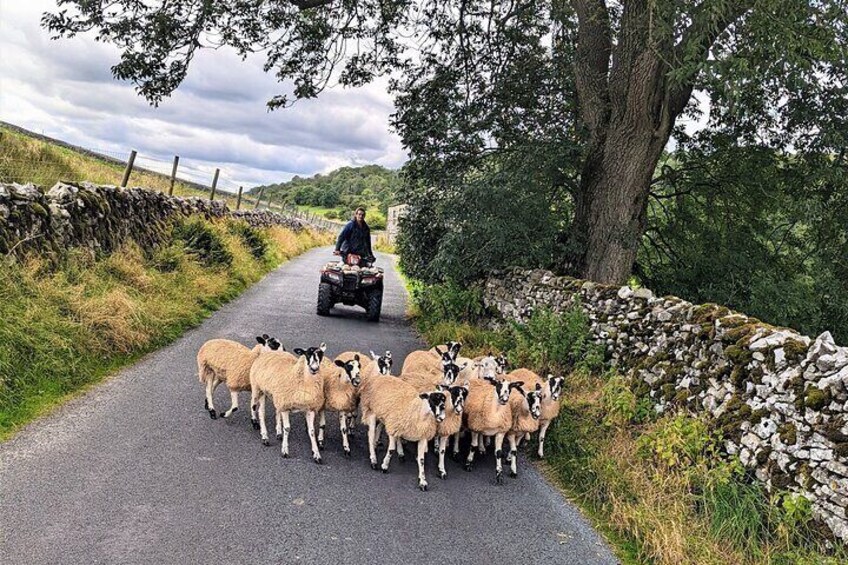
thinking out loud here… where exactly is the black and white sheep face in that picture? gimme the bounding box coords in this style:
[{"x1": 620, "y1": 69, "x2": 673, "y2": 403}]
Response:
[
  {"x1": 485, "y1": 377, "x2": 524, "y2": 405},
  {"x1": 370, "y1": 350, "x2": 393, "y2": 375},
  {"x1": 257, "y1": 335, "x2": 283, "y2": 352},
  {"x1": 293, "y1": 344, "x2": 326, "y2": 374},
  {"x1": 546, "y1": 374, "x2": 565, "y2": 400},
  {"x1": 420, "y1": 391, "x2": 447, "y2": 422},
  {"x1": 494, "y1": 353, "x2": 508, "y2": 374},
  {"x1": 435, "y1": 341, "x2": 462, "y2": 362},
  {"x1": 448, "y1": 384, "x2": 469, "y2": 415},
  {"x1": 524, "y1": 384, "x2": 544, "y2": 419},
  {"x1": 334, "y1": 355, "x2": 362, "y2": 387},
  {"x1": 442, "y1": 361, "x2": 466, "y2": 385}
]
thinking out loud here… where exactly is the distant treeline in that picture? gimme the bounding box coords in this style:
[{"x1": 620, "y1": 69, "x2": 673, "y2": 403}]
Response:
[{"x1": 249, "y1": 165, "x2": 401, "y2": 227}]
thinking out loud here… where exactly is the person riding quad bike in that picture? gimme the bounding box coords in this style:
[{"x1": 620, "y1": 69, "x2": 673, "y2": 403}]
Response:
[{"x1": 333, "y1": 206, "x2": 375, "y2": 267}]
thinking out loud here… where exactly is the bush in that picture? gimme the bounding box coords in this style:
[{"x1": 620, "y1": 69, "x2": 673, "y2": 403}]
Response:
[
  {"x1": 227, "y1": 220, "x2": 269, "y2": 261},
  {"x1": 508, "y1": 305, "x2": 604, "y2": 374},
  {"x1": 173, "y1": 218, "x2": 232, "y2": 267},
  {"x1": 410, "y1": 280, "x2": 486, "y2": 326}
]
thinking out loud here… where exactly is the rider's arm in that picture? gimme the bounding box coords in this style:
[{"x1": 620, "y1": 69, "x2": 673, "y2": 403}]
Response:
[{"x1": 335, "y1": 222, "x2": 351, "y2": 252}]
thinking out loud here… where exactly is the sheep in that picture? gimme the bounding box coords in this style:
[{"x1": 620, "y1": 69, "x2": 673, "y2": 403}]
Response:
[
  {"x1": 400, "y1": 360, "x2": 465, "y2": 390},
  {"x1": 462, "y1": 376, "x2": 526, "y2": 483},
  {"x1": 505, "y1": 381, "x2": 544, "y2": 478},
  {"x1": 536, "y1": 374, "x2": 565, "y2": 458},
  {"x1": 317, "y1": 354, "x2": 362, "y2": 457},
  {"x1": 401, "y1": 348, "x2": 451, "y2": 376},
  {"x1": 196, "y1": 334, "x2": 282, "y2": 420},
  {"x1": 359, "y1": 377, "x2": 446, "y2": 490},
  {"x1": 250, "y1": 344, "x2": 327, "y2": 463},
  {"x1": 428, "y1": 341, "x2": 462, "y2": 360},
  {"x1": 433, "y1": 383, "x2": 469, "y2": 480}
]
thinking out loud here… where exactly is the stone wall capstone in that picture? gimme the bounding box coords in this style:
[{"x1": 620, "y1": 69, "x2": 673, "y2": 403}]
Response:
[
  {"x1": 483, "y1": 267, "x2": 848, "y2": 542},
  {"x1": 0, "y1": 181, "x2": 318, "y2": 257}
]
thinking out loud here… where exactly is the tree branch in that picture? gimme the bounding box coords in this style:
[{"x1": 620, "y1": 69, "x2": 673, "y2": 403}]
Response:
[{"x1": 288, "y1": 0, "x2": 336, "y2": 10}]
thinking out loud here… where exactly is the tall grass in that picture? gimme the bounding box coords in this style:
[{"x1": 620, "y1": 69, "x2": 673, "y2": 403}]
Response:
[
  {"x1": 407, "y1": 279, "x2": 846, "y2": 565},
  {"x1": 0, "y1": 218, "x2": 330, "y2": 439}
]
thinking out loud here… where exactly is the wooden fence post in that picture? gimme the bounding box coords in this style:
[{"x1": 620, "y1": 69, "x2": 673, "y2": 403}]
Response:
[
  {"x1": 120, "y1": 149, "x2": 137, "y2": 188},
  {"x1": 253, "y1": 187, "x2": 265, "y2": 210},
  {"x1": 209, "y1": 168, "x2": 220, "y2": 201},
  {"x1": 168, "y1": 155, "x2": 179, "y2": 196},
  {"x1": 236, "y1": 186, "x2": 243, "y2": 210}
]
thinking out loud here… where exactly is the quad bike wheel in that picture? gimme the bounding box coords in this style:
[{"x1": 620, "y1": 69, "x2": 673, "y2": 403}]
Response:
[
  {"x1": 317, "y1": 282, "x2": 333, "y2": 316},
  {"x1": 366, "y1": 288, "x2": 383, "y2": 322}
]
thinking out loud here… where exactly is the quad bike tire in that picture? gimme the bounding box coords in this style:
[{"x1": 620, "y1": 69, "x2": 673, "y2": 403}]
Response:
[
  {"x1": 317, "y1": 282, "x2": 333, "y2": 316},
  {"x1": 366, "y1": 288, "x2": 383, "y2": 322}
]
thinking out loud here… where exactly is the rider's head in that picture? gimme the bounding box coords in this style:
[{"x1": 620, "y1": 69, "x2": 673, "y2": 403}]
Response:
[{"x1": 354, "y1": 207, "x2": 366, "y2": 224}]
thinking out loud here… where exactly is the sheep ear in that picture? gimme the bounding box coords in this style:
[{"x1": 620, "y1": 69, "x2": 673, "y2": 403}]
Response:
[
  {"x1": 256, "y1": 336, "x2": 266, "y2": 345},
  {"x1": 354, "y1": 354, "x2": 360, "y2": 362},
  {"x1": 370, "y1": 350, "x2": 379, "y2": 359},
  {"x1": 435, "y1": 346, "x2": 445, "y2": 355},
  {"x1": 511, "y1": 381, "x2": 525, "y2": 389},
  {"x1": 334, "y1": 360, "x2": 346, "y2": 368},
  {"x1": 545, "y1": 373, "x2": 553, "y2": 382},
  {"x1": 293, "y1": 348, "x2": 305, "y2": 356},
  {"x1": 483, "y1": 376, "x2": 497, "y2": 386},
  {"x1": 319, "y1": 342, "x2": 327, "y2": 352},
  {"x1": 438, "y1": 384, "x2": 449, "y2": 391},
  {"x1": 262, "y1": 333, "x2": 270, "y2": 340},
  {"x1": 461, "y1": 362, "x2": 469, "y2": 369},
  {"x1": 385, "y1": 350, "x2": 392, "y2": 358},
  {"x1": 419, "y1": 393, "x2": 429, "y2": 400}
]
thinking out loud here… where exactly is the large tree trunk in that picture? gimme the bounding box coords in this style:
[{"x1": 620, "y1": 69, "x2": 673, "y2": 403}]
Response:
[{"x1": 567, "y1": 122, "x2": 669, "y2": 284}]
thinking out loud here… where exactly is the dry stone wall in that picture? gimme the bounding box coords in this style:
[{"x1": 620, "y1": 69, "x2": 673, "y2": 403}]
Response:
[
  {"x1": 0, "y1": 181, "x2": 314, "y2": 257},
  {"x1": 483, "y1": 267, "x2": 848, "y2": 542}
]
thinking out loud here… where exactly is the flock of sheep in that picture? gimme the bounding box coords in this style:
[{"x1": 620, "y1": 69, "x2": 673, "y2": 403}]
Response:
[{"x1": 197, "y1": 337, "x2": 565, "y2": 491}]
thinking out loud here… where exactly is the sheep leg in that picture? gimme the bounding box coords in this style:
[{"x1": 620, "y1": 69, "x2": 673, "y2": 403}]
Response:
[
  {"x1": 464, "y1": 433, "x2": 478, "y2": 471},
  {"x1": 257, "y1": 395, "x2": 269, "y2": 446},
  {"x1": 397, "y1": 437, "x2": 406, "y2": 462},
  {"x1": 340, "y1": 413, "x2": 351, "y2": 457},
  {"x1": 451, "y1": 431, "x2": 462, "y2": 461},
  {"x1": 250, "y1": 387, "x2": 260, "y2": 429},
  {"x1": 375, "y1": 422, "x2": 384, "y2": 447},
  {"x1": 280, "y1": 411, "x2": 291, "y2": 457},
  {"x1": 438, "y1": 435, "x2": 448, "y2": 480},
  {"x1": 220, "y1": 390, "x2": 239, "y2": 419},
  {"x1": 205, "y1": 378, "x2": 218, "y2": 419},
  {"x1": 417, "y1": 439, "x2": 429, "y2": 491},
  {"x1": 275, "y1": 410, "x2": 283, "y2": 440},
  {"x1": 306, "y1": 411, "x2": 323, "y2": 464},
  {"x1": 317, "y1": 410, "x2": 326, "y2": 449},
  {"x1": 494, "y1": 433, "x2": 505, "y2": 484},
  {"x1": 508, "y1": 433, "x2": 518, "y2": 478},
  {"x1": 538, "y1": 421, "x2": 550, "y2": 459},
  {"x1": 367, "y1": 413, "x2": 379, "y2": 470},
  {"x1": 381, "y1": 435, "x2": 396, "y2": 473}
]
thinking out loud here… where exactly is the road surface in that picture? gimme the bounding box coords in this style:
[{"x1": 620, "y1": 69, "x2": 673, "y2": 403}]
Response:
[{"x1": 0, "y1": 246, "x2": 617, "y2": 564}]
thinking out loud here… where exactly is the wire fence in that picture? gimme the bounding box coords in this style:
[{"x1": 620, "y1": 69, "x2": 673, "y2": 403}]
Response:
[{"x1": 0, "y1": 123, "x2": 342, "y2": 231}]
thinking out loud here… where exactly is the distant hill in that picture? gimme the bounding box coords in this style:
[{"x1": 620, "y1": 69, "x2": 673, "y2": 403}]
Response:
[{"x1": 249, "y1": 165, "x2": 401, "y2": 226}]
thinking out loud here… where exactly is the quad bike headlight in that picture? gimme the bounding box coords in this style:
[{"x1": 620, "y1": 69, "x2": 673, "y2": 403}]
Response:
[{"x1": 324, "y1": 271, "x2": 342, "y2": 283}]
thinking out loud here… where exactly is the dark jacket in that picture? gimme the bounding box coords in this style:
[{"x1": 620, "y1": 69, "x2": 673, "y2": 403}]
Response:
[{"x1": 335, "y1": 219, "x2": 373, "y2": 258}]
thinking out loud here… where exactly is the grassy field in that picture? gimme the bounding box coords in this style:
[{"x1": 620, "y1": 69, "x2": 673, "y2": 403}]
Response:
[
  {"x1": 407, "y1": 281, "x2": 846, "y2": 565},
  {"x1": 0, "y1": 124, "x2": 277, "y2": 212}
]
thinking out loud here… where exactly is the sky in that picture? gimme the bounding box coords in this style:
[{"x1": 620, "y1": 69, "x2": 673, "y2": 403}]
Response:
[{"x1": 0, "y1": 0, "x2": 407, "y2": 192}]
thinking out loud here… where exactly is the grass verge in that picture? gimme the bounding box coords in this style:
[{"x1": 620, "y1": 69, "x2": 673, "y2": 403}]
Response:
[
  {"x1": 407, "y1": 280, "x2": 846, "y2": 565},
  {"x1": 0, "y1": 218, "x2": 331, "y2": 440}
]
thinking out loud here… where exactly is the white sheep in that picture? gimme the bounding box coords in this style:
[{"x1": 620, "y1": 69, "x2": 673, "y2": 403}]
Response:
[
  {"x1": 250, "y1": 344, "x2": 328, "y2": 463},
  {"x1": 505, "y1": 380, "x2": 544, "y2": 478},
  {"x1": 318, "y1": 354, "x2": 363, "y2": 457},
  {"x1": 463, "y1": 376, "x2": 526, "y2": 483},
  {"x1": 504, "y1": 369, "x2": 565, "y2": 457},
  {"x1": 196, "y1": 334, "x2": 282, "y2": 420},
  {"x1": 433, "y1": 383, "x2": 469, "y2": 480},
  {"x1": 360, "y1": 377, "x2": 446, "y2": 490}
]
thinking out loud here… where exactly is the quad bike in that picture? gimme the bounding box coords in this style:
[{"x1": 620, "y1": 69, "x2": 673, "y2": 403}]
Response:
[{"x1": 317, "y1": 253, "x2": 384, "y2": 321}]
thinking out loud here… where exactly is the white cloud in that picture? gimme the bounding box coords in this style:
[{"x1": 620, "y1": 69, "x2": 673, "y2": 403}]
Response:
[{"x1": 0, "y1": 0, "x2": 407, "y2": 190}]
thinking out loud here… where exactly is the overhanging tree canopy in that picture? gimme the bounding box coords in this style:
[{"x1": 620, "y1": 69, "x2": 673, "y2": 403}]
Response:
[{"x1": 44, "y1": 0, "x2": 848, "y2": 283}]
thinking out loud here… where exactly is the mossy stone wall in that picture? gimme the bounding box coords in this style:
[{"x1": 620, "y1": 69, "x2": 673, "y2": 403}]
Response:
[{"x1": 484, "y1": 267, "x2": 848, "y2": 542}]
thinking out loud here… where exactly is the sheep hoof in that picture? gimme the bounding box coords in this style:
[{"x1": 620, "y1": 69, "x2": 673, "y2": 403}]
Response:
[
  {"x1": 419, "y1": 482, "x2": 428, "y2": 492},
  {"x1": 262, "y1": 438, "x2": 270, "y2": 447},
  {"x1": 496, "y1": 473, "x2": 504, "y2": 485},
  {"x1": 377, "y1": 440, "x2": 384, "y2": 447},
  {"x1": 344, "y1": 449, "x2": 351, "y2": 458},
  {"x1": 318, "y1": 440, "x2": 325, "y2": 449},
  {"x1": 204, "y1": 399, "x2": 209, "y2": 410},
  {"x1": 314, "y1": 456, "x2": 323, "y2": 465},
  {"x1": 451, "y1": 452, "x2": 462, "y2": 462},
  {"x1": 371, "y1": 462, "x2": 378, "y2": 470},
  {"x1": 509, "y1": 471, "x2": 517, "y2": 478},
  {"x1": 381, "y1": 467, "x2": 389, "y2": 474},
  {"x1": 282, "y1": 452, "x2": 289, "y2": 459},
  {"x1": 251, "y1": 420, "x2": 260, "y2": 430},
  {"x1": 439, "y1": 471, "x2": 447, "y2": 480},
  {"x1": 276, "y1": 433, "x2": 283, "y2": 440},
  {"x1": 398, "y1": 454, "x2": 406, "y2": 463},
  {"x1": 208, "y1": 410, "x2": 217, "y2": 420},
  {"x1": 464, "y1": 463, "x2": 474, "y2": 472}
]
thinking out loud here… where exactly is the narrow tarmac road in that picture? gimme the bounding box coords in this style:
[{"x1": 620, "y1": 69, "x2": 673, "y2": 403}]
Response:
[{"x1": 0, "y1": 246, "x2": 617, "y2": 564}]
